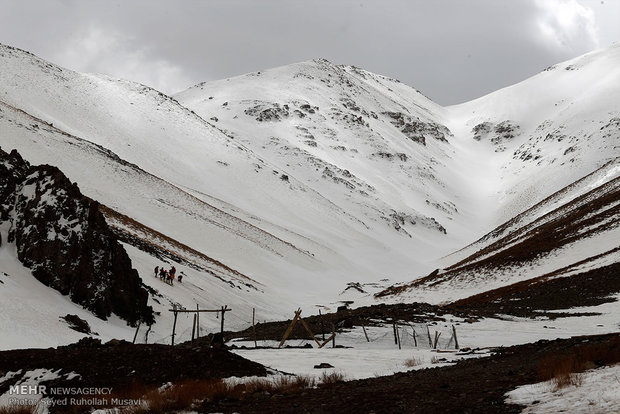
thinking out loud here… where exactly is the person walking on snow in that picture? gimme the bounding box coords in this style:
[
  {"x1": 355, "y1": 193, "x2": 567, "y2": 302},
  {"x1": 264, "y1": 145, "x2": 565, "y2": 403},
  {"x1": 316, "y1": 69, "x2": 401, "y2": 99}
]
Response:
[{"x1": 154, "y1": 266, "x2": 159, "y2": 277}]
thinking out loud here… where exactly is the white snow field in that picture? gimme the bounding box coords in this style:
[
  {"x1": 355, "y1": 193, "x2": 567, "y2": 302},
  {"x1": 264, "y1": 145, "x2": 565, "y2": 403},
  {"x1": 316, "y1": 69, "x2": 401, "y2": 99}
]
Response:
[
  {"x1": 505, "y1": 363, "x2": 620, "y2": 413},
  {"x1": 0, "y1": 41, "x2": 618, "y2": 355}
]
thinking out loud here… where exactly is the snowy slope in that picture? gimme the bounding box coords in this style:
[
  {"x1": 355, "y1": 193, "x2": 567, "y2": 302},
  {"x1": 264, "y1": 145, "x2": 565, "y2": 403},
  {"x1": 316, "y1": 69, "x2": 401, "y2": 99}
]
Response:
[
  {"x1": 445, "y1": 43, "x2": 620, "y2": 227},
  {"x1": 0, "y1": 45, "x2": 459, "y2": 348},
  {"x1": 0, "y1": 235, "x2": 133, "y2": 350},
  {"x1": 174, "y1": 59, "x2": 470, "y2": 255},
  {"x1": 0, "y1": 42, "x2": 619, "y2": 349}
]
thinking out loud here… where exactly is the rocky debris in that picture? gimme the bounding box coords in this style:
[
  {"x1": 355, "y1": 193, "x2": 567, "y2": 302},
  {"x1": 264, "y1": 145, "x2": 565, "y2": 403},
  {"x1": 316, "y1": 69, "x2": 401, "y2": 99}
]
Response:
[
  {"x1": 425, "y1": 199, "x2": 458, "y2": 215},
  {"x1": 493, "y1": 121, "x2": 520, "y2": 148},
  {"x1": 371, "y1": 152, "x2": 408, "y2": 162},
  {"x1": 342, "y1": 282, "x2": 366, "y2": 294},
  {"x1": 386, "y1": 210, "x2": 447, "y2": 236},
  {"x1": 295, "y1": 125, "x2": 318, "y2": 147},
  {"x1": 472, "y1": 120, "x2": 520, "y2": 151},
  {"x1": 299, "y1": 103, "x2": 318, "y2": 114},
  {"x1": 329, "y1": 106, "x2": 369, "y2": 128},
  {"x1": 383, "y1": 112, "x2": 452, "y2": 145},
  {"x1": 471, "y1": 121, "x2": 493, "y2": 141},
  {"x1": 0, "y1": 147, "x2": 153, "y2": 325},
  {"x1": 321, "y1": 165, "x2": 374, "y2": 195},
  {"x1": 245, "y1": 102, "x2": 290, "y2": 121},
  {"x1": 245, "y1": 101, "x2": 318, "y2": 122},
  {"x1": 61, "y1": 314, "x2": 95, "y2": 335}
]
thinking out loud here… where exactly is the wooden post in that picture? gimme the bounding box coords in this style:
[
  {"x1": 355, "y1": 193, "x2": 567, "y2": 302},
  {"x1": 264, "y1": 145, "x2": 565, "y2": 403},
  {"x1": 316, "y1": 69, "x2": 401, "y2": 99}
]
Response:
[
  {"x1": 397, "y1": 325, "x2": 401, "y2": 350},
  {"x1": 412, "y1": 328, "x2": 417, "y2": 347},
  {"x1": 392, "y1": 322, "x2": 398, "y2": 345},
  {"x1": 331, "y1": 323, "x2": 336, "y2": 348},
  {"x1": 196, "y1": 304, "x2": 200, "y2": 339},
  {"x1": 319, "y1": 309, "x2": 325, "y2": 341},
  {"x1": 144, "y1": 325, "x2": 152, "y2": 344},
  {"x1": 166, "y1": 306, "x2": 233, "y2": 346},
  {"x1": 433, "y1": 331, "x2": 441, "y2": 349},
  {"x1": 132, "y1": 321, "x2": 141, "y2": 344},
  {"x1": 191, "y1": 314, "x2": 197, "y2": 342},
  {"x1": 299, "y1": 316, "x2": 322, "y2": 347},
  {"x1": 318, "y1": 333, "x2": 336, "y2": 348},
  {"x1": 362, "y1": 324, "x2": 370, "y2": 342},
  {"x1": 278, "y1": 309, "x2": 302, "y2": 348},
  {"x1": 171, "y1": 311, "x2": 178, "y2": 346},
  {"x1": 452, "y1": 325, "x2": 459, "y2": 349},
  {"x1": 220, "y1": 305, "x2": 227, "y2": 337},
  {"x1": 426, "y1": 325, "x2": 432, "y2": 348},
  {"x1": 252, "y1": 308, "x2": 257, "y2": 348}
]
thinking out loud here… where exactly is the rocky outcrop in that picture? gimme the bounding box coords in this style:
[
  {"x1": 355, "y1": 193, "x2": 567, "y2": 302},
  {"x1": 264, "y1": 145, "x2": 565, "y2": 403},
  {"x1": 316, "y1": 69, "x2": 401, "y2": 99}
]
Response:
[
  {"x1": 471, "y1": 120, "x2": 520, "y2": 152},
  {"x1": 0, "y1": 147, "x2": 153, "y2": 325},
  {"x1": 383, "y1": 112, "x2": 452, "y2": 145}
]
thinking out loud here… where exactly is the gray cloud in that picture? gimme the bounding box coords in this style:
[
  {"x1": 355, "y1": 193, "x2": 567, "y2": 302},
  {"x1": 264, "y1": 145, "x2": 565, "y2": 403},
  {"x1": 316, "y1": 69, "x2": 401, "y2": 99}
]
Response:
[{"x1": 0, "y1": 0, "x2": 617, "y2": 104}]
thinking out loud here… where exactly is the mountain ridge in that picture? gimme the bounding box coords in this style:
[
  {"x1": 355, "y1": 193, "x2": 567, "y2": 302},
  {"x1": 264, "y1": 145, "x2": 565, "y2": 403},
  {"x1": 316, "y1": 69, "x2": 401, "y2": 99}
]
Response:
[{"x1": 0, "y1": 42, "x2": 618, "y2": 348}]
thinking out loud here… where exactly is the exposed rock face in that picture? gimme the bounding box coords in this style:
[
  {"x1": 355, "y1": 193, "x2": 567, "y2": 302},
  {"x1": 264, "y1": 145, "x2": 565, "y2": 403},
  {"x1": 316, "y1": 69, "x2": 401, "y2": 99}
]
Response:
[
  {"x1": 471, "y1": 120, "x2": 521, "y2": 152},
  {"x1": 0, "y1": 147, "x2": 153, "y2": 325},
  {"x1": 383, "y1": 111, "x2": 452, "y2": 145}
]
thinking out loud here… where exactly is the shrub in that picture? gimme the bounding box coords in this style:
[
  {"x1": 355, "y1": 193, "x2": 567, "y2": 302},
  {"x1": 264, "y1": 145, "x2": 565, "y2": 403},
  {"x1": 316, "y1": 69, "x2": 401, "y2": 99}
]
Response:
[
  {"x1": 536, "y1": 336, "x2": 620, "y2": 391},
  {"x1": 136, "y1": 379, "x2": 226, "y2": 413},
  {"x1": 319, "y1": 371, "x2": 346, "y2": 385},
  {"x1": 404, "y1": 357, "x2": 422, "y2": 367},
  {"x1": 0, "y1": 405, "x2": 35, "y2": 414}
]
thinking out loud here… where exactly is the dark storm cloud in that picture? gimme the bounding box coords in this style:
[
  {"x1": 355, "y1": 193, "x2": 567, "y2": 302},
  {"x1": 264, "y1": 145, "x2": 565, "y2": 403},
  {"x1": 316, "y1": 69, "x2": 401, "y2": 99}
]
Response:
[{"x1": 0, "y1": 0, "x2": 613, "y2": 104}]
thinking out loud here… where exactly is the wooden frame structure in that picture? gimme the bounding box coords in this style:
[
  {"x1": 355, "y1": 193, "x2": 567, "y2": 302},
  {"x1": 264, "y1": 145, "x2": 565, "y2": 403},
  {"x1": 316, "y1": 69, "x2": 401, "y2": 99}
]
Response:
[
  {"x1": 168, "y1": 305, "x2": 231, "y2": 346},
  {"x1": 278, "y1": 308, "x2": 335, "y2": 348}
]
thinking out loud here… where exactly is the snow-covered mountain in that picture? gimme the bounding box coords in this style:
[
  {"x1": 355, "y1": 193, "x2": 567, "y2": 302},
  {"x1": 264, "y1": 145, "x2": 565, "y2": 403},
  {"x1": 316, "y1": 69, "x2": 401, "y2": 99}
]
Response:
[{"x1": 0, "y1": 42, "x2": 618, "y2": 349}]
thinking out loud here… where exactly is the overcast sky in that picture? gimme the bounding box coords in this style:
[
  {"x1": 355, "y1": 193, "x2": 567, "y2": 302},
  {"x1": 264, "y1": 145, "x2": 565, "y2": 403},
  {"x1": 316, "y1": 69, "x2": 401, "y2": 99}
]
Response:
[{"x1": 1, "y1": 0, "x2": 618, "y2": 104}]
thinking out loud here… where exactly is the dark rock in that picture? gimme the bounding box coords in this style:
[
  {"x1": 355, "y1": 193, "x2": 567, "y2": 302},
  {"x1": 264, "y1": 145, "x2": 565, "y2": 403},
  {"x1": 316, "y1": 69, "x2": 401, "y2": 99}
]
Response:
[
  {"x1": 63, "y1": 336, "x2": 102, "y2": 349},
  {"x1": 0, "y1": 147, "x2": 153, "y2": 325},
  {"x1": 314, "y1": 363, "x2": 334, "y2": 369},
  {"x1": 61, "y1": 314, "x2": 93, "y2": 334},
  {"x1": 427, "y1": 269, "x2": 440, "y2": 278},
  {"x1": 105, "y1": 339, "x2": 132, "y2": 347},
  {"x1": 383, "y1": 111, "x2": 452, "y2": 144},
  {"x1": 211, "y1": 332, "x2": 226, "y2": 348}
]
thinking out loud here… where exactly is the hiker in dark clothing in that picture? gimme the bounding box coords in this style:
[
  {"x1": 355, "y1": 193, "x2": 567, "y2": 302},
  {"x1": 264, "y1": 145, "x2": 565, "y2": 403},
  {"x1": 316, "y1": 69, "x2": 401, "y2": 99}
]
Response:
[
  {"x1": 168, "y1": 266, "x2": 176, "y2": 286},
  {"x1": 177, "y1": 273, "x2": 183, "y2": 283},
  {"x1": 154, "y1": 266, "x2": 159, "y2": 277}
]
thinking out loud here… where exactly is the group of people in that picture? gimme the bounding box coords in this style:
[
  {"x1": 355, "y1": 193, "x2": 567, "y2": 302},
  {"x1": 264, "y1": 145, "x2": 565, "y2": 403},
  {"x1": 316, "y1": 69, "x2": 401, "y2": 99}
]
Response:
[{"x1": 154, "y1": 265, "x2": 183, "y2": 285}]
